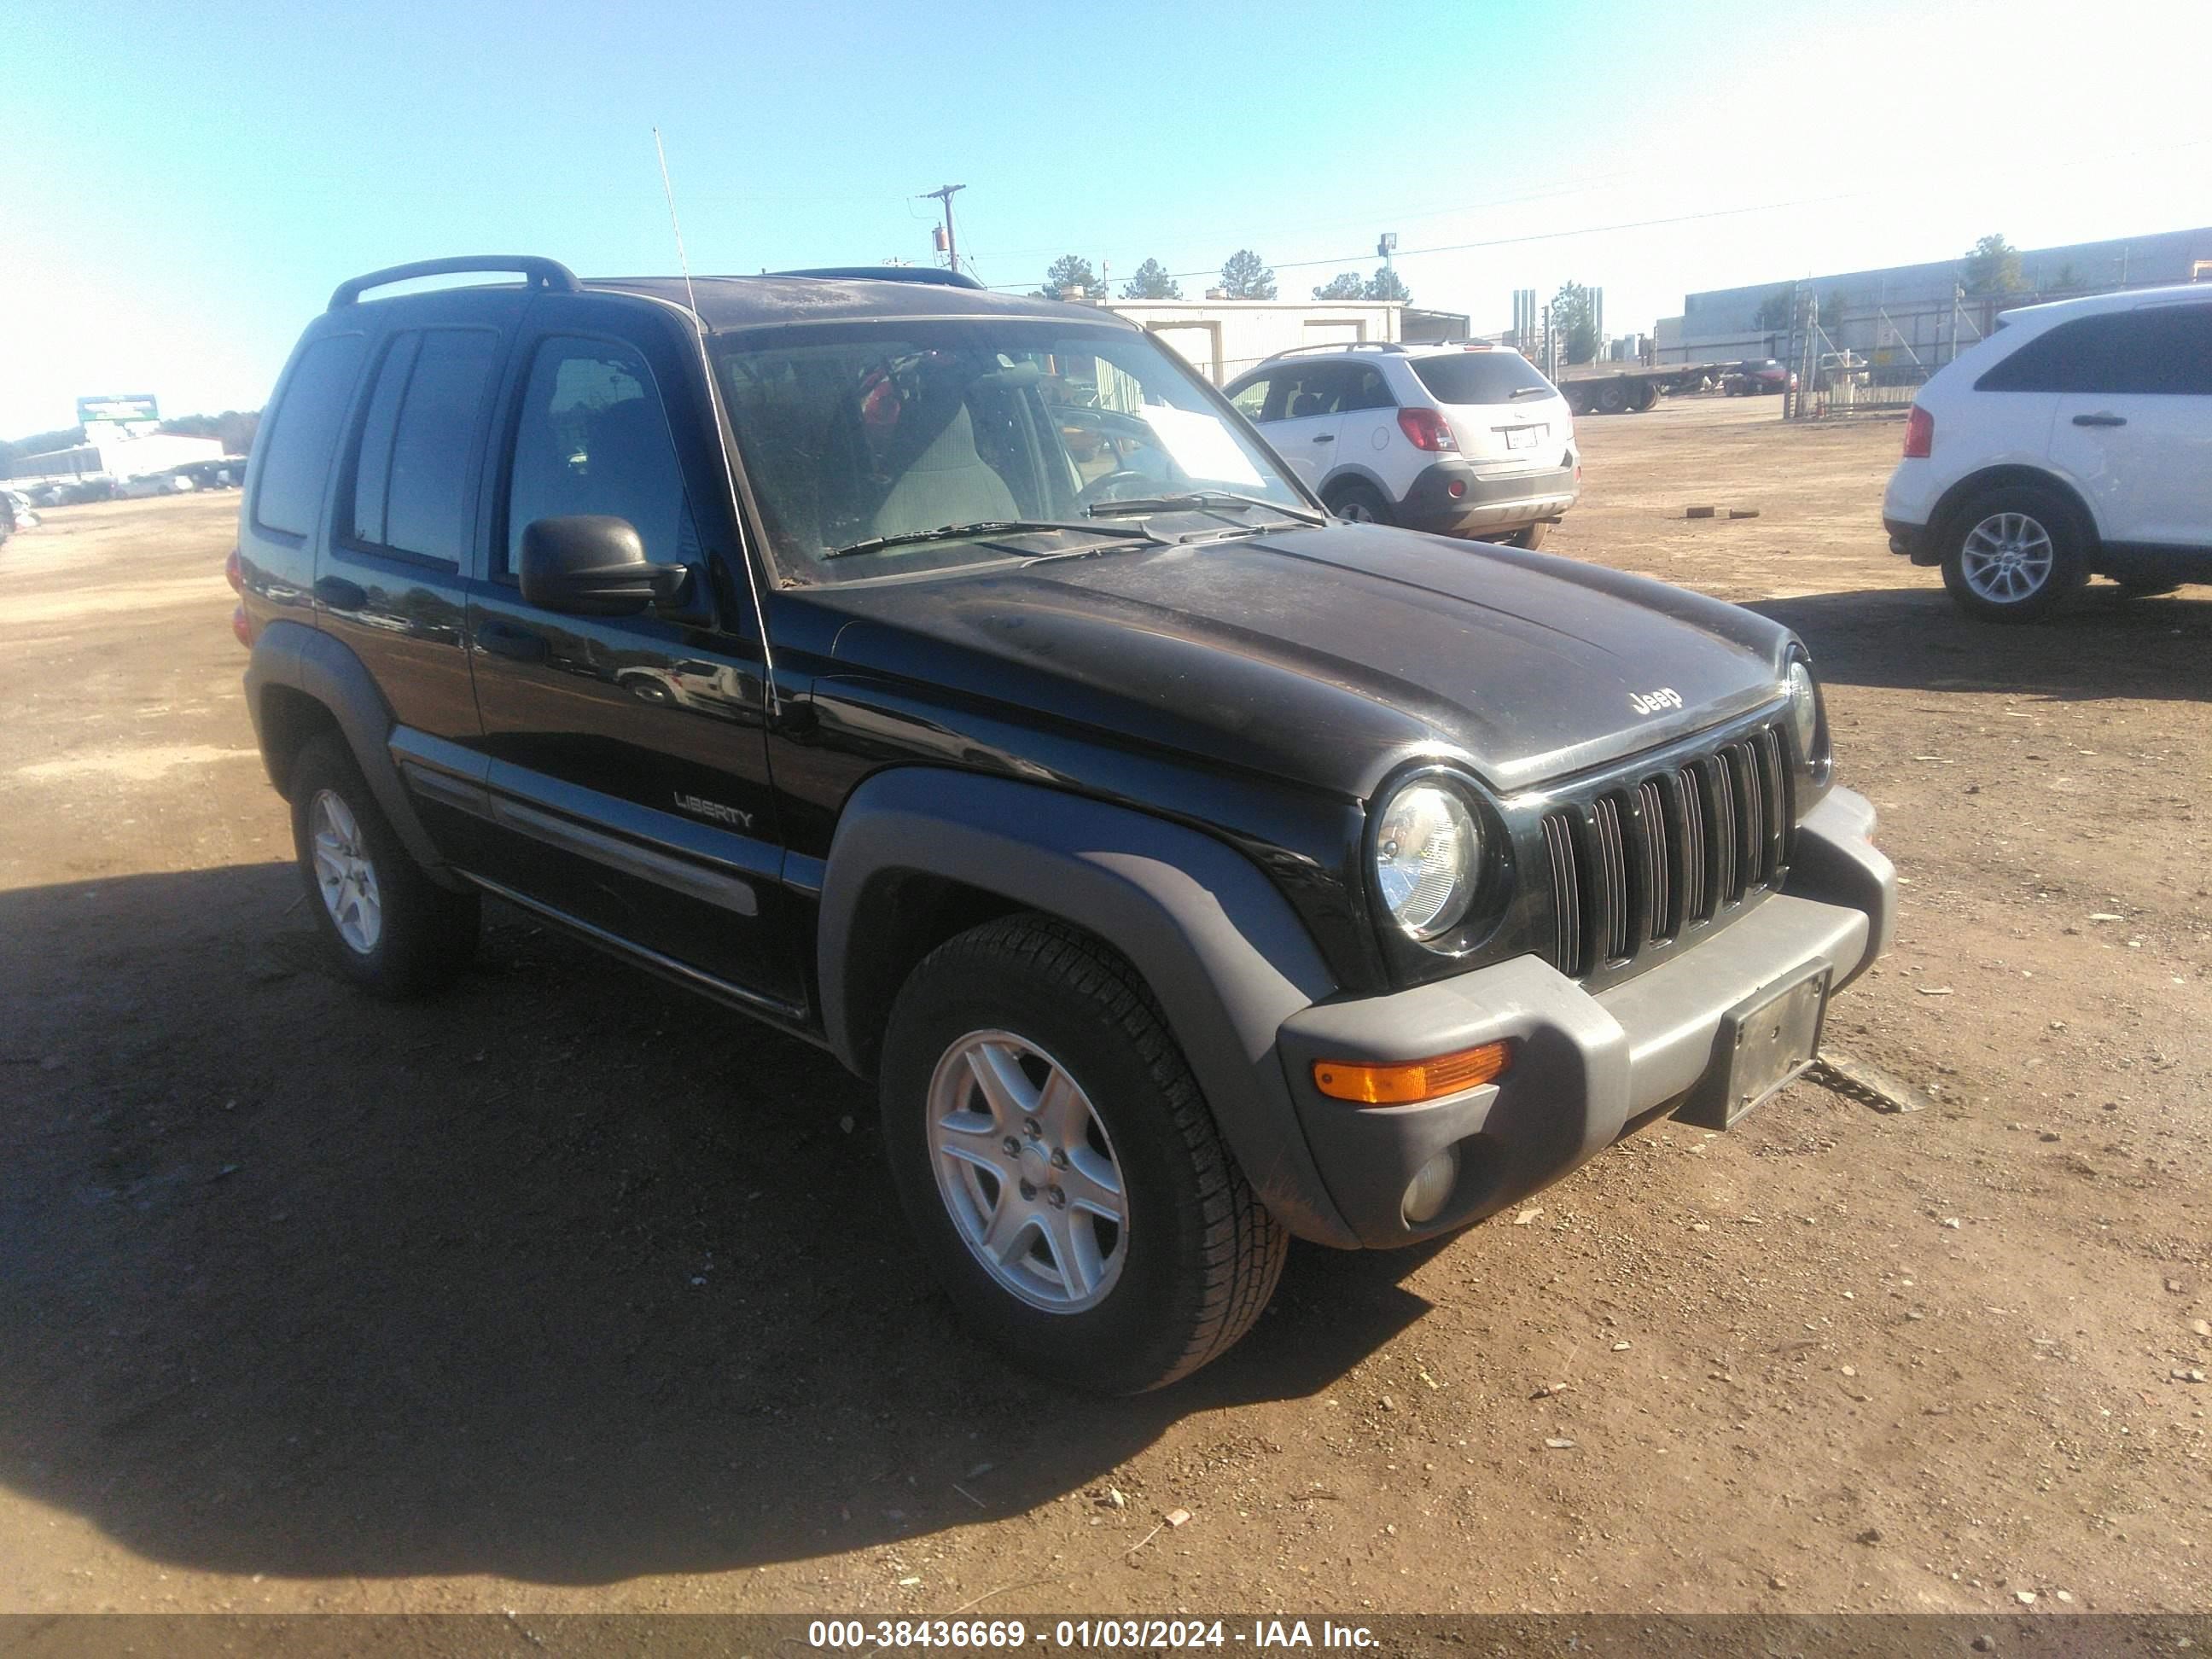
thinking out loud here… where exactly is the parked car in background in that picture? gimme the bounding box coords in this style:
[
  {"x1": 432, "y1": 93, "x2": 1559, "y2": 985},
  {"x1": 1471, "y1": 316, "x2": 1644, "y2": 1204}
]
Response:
[
  {"x1": 1883, "y1": 283, "x2": 2212, "y2": 620},
  {"x1": 234, "y1": 255, "x2": 1889, "y2": 1391},
  {"x1": 2, "y1": 489, "x2": 37, "y2": 534},
  {"x1": 1224, "y1": 341, "x2": 1579, "y2": 548},
  {"x1": 178, "y1": 457, "x2": 249, "y2": 490},
  {"x1": 119, "y1": 469, "x2": 198, "y2": 499},
  {"x1": 1725, "y1": 359, "x2": 1796, "y2": 396}
]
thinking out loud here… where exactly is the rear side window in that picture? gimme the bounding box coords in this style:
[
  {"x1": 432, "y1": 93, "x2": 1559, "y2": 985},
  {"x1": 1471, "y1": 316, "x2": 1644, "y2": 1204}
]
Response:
[
  {"x1": 1264, "y1": 364, "x2": 1353, "y2": 422},
  {"x1": 1977, "y1": 307, "x2": 2212, "y2": 395},
  {"x1": 346, "y1": 327, "x2": 501, "y2": 563},
  {"x1": 253, "y1": 332, "x2": 368, "y2": 537},
  {"x1": 1411, "y1": 352, "x2": 1553, "y2": 405},
  {"x1": 1341, "y1": 366, "x2": 1396, "y2": 411}
]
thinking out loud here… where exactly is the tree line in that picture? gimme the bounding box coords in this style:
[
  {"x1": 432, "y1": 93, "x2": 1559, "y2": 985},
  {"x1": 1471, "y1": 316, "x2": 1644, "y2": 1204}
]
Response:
[{"x1": 1032, "y1": 249, "x2": 1412, "y2": 306}]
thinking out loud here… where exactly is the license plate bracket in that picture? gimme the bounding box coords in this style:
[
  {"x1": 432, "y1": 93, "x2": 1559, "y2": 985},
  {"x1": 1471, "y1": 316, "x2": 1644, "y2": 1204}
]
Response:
[
  {"x1": 1504, "y1": 424, "x2": 1544, "y2": 450},
  {"x1": 1675, "y1": 963, "x2": 1831, "y2": 1130}
]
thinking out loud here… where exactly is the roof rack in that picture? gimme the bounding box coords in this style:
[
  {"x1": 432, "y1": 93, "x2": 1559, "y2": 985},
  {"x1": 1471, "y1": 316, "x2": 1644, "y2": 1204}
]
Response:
[
  {"x1": 329, "y1": 257, "x2": 580, "y2": 311},
  {"x1": 1271, "y1": 341, "x2": 1412, "y2": 358},
  {"x1": 773, "y1": 265, "x2": 985, "y2": 291}
]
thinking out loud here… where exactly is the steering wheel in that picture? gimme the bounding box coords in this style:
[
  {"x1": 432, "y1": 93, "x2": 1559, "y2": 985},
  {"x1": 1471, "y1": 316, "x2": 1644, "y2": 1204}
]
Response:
[{"x1": 1076, "y1": 469, "x2": 1156, "y2": 507}]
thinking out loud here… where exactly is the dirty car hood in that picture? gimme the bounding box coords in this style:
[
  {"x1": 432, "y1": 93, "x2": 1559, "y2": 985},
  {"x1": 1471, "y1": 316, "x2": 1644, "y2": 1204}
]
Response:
[{"x1": 812, "y1": 522, "x2": 1798, "y2": 800}]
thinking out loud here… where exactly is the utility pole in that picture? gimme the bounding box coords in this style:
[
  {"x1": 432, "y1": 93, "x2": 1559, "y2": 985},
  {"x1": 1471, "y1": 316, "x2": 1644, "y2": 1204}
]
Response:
[{"x1": 920, "y1": 184, "x2": 965, "y2": 275}]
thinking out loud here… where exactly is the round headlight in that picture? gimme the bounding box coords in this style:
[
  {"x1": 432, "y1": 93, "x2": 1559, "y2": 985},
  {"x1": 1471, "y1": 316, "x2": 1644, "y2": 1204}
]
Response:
[
  {"x1": 1785, "y1": 660, "x2": 1822, "y2": 761},
  {"x1": 1374, "y1": 781, "x2": 1480, "y2": 940}
]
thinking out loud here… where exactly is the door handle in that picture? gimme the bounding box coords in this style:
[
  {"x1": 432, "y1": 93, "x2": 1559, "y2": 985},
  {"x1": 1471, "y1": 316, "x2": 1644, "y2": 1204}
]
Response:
[
  {"x1": 312, "y1": 575, "x2": 367, "y2": 610},
  {"x1": 1313, "y1": 434, "x2": 1335, "y2": 443},
  {"x1": 2072, "y1": 412, "x2": 2127, "y2": 428},
  {"x1": 474, "y1": 618, "x2": 548, "y2": 662}
]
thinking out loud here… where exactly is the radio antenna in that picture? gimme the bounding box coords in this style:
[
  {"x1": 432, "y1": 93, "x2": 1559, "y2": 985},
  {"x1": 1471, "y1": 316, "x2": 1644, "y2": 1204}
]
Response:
[
  {"x1": 653, "y1": 127, "x2": 701, "y2": 321},
  {"x1": 649, "y1": 126, "x2": 780, "y2": 715}
]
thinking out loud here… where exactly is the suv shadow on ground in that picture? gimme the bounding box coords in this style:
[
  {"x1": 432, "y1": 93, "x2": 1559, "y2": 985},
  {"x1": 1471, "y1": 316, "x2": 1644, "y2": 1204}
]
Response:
[
  {"x1": 0, "y1": 865, "x2": 1440, "y2": 1586},
  {"x1": 1748, "y1": 585, "x2": 2212, "y2": 704}
]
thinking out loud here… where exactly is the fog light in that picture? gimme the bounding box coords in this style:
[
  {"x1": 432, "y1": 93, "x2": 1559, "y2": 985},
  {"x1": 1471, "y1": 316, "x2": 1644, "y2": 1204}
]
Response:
[
  {"x1": 1402, "y1": 1146, "x2": 1460, "y2": 1225},
  {"x1": 1447, "y1": 478, "x2": 1466, "y2": 499}
]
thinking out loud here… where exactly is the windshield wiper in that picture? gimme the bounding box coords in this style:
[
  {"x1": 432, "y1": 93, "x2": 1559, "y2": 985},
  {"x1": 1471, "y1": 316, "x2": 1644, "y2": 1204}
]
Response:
[
  {"x1": 1085, "y1": 492, "x2": 1325, "y2": 527},
  {"x1": 821, "y1": 520, "x2": 1161, "y2": 561},
  {"x1": 1509, "y1": 385, "x2": 1551, "y2": 399}
]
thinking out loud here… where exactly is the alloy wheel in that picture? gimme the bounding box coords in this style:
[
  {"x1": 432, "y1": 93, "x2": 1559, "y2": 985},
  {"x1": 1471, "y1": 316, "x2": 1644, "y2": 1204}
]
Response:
[
  {"x1": 309, "y1": 789, "x2": 383, "y2": 954},
  {"x1": 924, "y1": 1029, "x2": 1127, "y2": 1313},
  {"x1": 1959, "y1": 512, "x2": 2056, "y2": 604}
]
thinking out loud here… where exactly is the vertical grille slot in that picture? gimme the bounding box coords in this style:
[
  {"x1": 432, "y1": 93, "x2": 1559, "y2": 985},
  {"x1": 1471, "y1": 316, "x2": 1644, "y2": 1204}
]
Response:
[
  {"x1": 1638, "y1": 777, "x2": 1674, "y2": 942},
  {"x1": 1541, "y1": 812, "x2": 1585, "y2": 977},
  {"x1": 1706, "y1": 755, "x2": 1739, "y2": 905},
  {"x1": 1724, "y1": 741, "x2": 1761, "y2": 896},
  {"x1": 1592, "y1": 795, "x2": 1630, "y2": 964},
  {"x1": 1755, "y1": 724, "x2": 1790, "y2": 879},
  {"x1": 1676, "y1": 763, "x2": 1709, "y2": 923}
]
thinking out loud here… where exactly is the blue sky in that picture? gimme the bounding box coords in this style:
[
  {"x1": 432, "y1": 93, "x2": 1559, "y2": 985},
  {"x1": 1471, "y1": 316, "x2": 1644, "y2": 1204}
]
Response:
[{"x1": 3, "y1": 0, "x2": 2208, "y2": 436}]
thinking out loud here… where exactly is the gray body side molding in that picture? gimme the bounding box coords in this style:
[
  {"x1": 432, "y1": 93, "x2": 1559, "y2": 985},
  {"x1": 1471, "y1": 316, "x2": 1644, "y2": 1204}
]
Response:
[
  {"x1": 818, "y1": 767, "x2": 1359, "y2": 1247},
  {"x1": 243, "y1": 619, "x2": 464, "y2": 888}
]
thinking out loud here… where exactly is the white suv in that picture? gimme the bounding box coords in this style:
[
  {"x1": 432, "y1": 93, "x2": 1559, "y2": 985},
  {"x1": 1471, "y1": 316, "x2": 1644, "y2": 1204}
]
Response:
[
  {"x1": 1883, "y1": 283, "x2": 2212, "y2": 620},
  {"x1": 1224, "y1": 343, "x2": 1579, "y2": 547}
]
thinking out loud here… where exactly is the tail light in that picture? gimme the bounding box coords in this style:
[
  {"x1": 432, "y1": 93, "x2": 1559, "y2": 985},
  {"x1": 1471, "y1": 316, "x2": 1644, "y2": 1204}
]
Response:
[
  {"x1": 224, "y1": 547, "x2": 243, "y2": 592},
  {"x1": 1397, "y1": 407, "x2": 1458, "y2": 452},
  {"x1": 1902, "y1": 405, "x2": 1934, "y2": 458},
  {"x1": 231, "y1": 604, "x2": 253, "y2": 648}
]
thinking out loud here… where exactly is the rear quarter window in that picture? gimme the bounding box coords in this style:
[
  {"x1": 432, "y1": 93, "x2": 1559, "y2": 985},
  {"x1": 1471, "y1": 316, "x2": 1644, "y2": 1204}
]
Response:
[
  {"x1": 1410, "y1": 352, "x2": 1553, "y2": 405},
  {"x1": 1974, "y1": 307, "x2": 2212, "y2": 395},
  {"x1": 253, "y1": 332, "x2": 369, "y2": 538}
]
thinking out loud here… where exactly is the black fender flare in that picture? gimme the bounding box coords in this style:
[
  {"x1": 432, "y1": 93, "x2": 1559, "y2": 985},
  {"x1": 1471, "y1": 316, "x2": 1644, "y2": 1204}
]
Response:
[
  {"x1": 818, "y1": 767, "x2": 1359, "y2": 1247},
  {"x1": 243, "y1": 619, "x2": 460, "y2": 884}
]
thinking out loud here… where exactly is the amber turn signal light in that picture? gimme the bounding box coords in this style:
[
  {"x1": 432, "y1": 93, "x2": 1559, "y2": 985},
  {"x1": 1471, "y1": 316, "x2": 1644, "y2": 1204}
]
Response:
[{"x1": 1312, "y1": 1039, "x2": 1513, "y2": 1105}]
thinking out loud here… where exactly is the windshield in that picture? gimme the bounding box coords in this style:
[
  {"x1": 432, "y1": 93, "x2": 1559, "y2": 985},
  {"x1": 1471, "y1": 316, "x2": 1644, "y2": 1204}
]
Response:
[
  {"x1": 1409, "y1": 351, "x2": 1556, "y2": 406},
  {"x1": 714, "y1": 320, "x2": 1310, "y2": 581}
]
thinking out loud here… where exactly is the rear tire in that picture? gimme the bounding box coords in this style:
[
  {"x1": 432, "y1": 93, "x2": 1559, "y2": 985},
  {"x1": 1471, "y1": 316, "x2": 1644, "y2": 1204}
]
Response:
[
  {"x1": 1595, "y1": 381, "x2": 1628, "y2": 415},
  {"x1": 1324, "y1": 480, "x2": 1391, "y2": 526},
  {"x1": 880, "y1": 915, "x2": 1288, "y2": 1394},
  {"x1": 1631, "y1": 381, "x2": 1662, "y2": 412},
  {"x1": 1503, "y1": 521, "x2": 1549, "y2": 550},
  {"x1": 1939, "y1": 485, "x2": 2088, "y2": 623},
  {"x1": 288, "y1": 732, "x2": 479, "y2": 998}
]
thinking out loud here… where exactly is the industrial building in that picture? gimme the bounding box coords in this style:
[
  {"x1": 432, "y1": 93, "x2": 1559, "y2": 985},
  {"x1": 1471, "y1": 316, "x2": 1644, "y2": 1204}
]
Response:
[
  {"x1": 1653, "y1": 225, "x2": 2212, "y2": 370},
  {"x1": 4, "y1": 425, "x2": 224, "y2": 486},
  {"x1": 1101, "y1": 299, "x2": 1405, "y2": 383}
]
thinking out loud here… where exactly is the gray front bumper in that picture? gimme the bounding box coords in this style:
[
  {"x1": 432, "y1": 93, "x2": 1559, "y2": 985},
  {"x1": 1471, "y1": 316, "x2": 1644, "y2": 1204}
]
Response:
[{"x1": 1274, "y1": 787, "x2": 1895, "y2": 1246}]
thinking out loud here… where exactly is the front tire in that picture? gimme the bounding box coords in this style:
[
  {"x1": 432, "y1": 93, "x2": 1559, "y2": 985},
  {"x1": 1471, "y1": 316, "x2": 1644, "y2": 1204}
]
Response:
[
  {"x1": 288, "y1": 732, "x2": 479, "y2": 998},
  {"x1": 1324, "y1": 480, "x2": 1390, "y2": 525},
  {"x1": 880, "y1": 916, "x2": 1287, "y2": 1394},
  {"x1": 1940, "y1": 486, "x2": 2088, "y2": 622}
]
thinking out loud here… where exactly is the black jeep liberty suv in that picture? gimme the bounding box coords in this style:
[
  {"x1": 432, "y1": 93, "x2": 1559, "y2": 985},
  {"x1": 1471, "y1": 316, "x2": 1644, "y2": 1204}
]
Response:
[{"x1": 236, "y1": 257, "x2": 1895, "y2": 1392}]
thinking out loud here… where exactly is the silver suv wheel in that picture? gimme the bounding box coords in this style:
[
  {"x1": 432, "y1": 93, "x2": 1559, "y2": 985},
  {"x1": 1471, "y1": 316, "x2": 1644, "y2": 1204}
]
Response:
[
  {"x1": 924, "y1": 1028, "x2": 1127, "y2": 1313},
  {"x1": 1959, "y1": 510, "x2": 2056, "y2": 604},
  {"x1": 309, "y1": 788, "x2": 383, "y2": 954}
]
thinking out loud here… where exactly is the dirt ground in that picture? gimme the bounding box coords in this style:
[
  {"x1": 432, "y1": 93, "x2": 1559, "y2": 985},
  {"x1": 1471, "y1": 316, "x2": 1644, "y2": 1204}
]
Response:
[{"x1": 2, "y1": 399, "x2": 2207, "y2": 1620}]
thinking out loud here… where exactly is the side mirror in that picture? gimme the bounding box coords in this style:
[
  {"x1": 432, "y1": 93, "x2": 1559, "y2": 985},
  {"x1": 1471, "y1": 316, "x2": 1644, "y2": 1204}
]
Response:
[{"x1": 518, "y1": 515, "x2": 690, "y2": 617}]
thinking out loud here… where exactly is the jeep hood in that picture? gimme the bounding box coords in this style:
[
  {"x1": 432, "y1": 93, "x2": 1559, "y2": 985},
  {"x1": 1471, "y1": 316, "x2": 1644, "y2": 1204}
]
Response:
[{"x1": 807, "y1": 523, "x2": 1797, "y2": 800}]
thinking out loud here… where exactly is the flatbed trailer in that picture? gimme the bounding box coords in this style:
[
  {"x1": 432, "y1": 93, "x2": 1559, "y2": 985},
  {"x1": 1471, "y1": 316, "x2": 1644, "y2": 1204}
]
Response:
[{"x1": 1552, "y1": 361, "x2": 1732, "y2": 415}]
